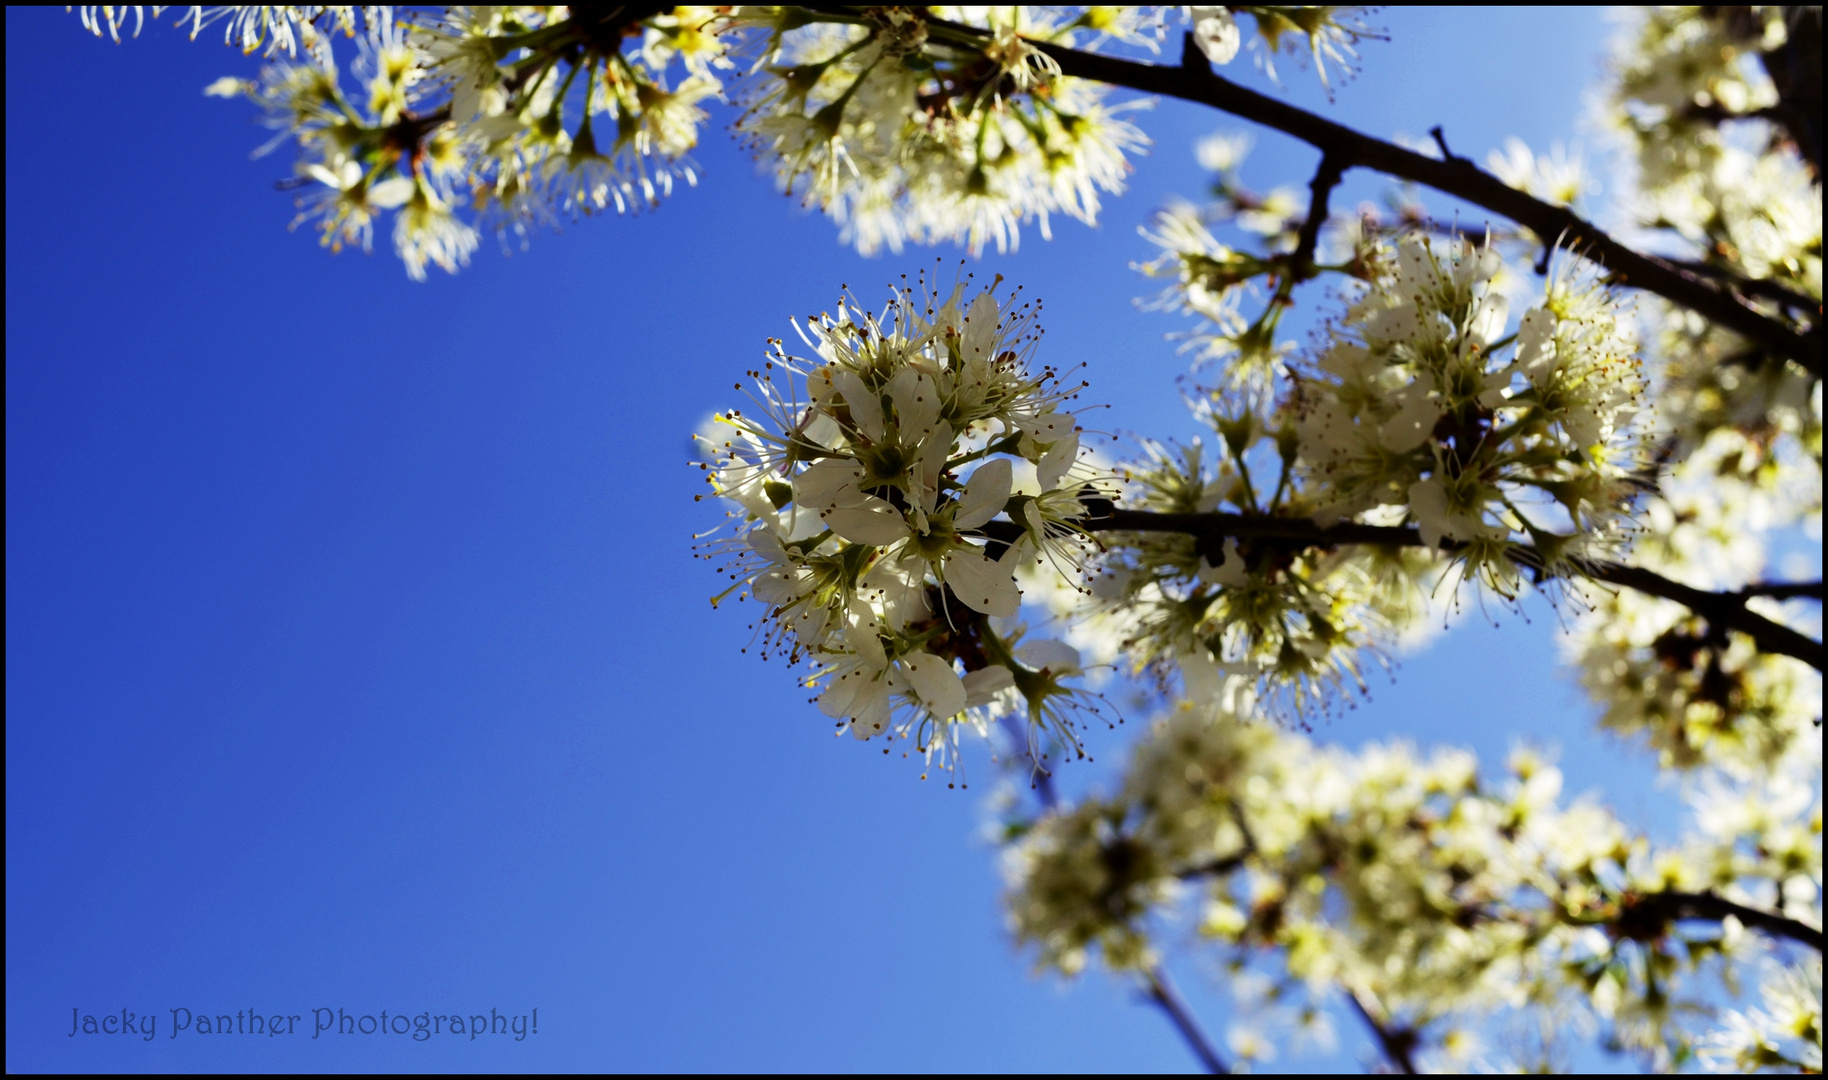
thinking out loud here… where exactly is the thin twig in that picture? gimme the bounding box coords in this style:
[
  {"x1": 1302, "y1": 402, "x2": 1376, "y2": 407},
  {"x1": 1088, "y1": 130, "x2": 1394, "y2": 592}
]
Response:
[
  {"x1": 1177, "y1": 801, "x2": 1258, "y2": 880},
  {"x1": 1175, "y1": 852, "x2": 1249, "y2": 880},
  {"x1": 1143, "y1": 965, "x2": 1231, "y2": 1074},
  {"x1": 1292, "y1": 153, "x2": 1347, "y2": 276},
  {"x1": 1345, "y1": 990, "x2": 1420, "y2": 1074}
]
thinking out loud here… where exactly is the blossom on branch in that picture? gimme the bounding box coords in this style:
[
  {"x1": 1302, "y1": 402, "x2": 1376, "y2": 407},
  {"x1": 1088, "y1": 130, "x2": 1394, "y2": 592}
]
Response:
[{"x1": 698, "y1": 272, "x2": 1118, "y2": 774}]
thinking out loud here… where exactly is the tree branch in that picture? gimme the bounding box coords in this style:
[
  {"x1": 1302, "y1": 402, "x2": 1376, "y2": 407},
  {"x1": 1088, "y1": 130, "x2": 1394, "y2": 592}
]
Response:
[
  {"x1": 1176, "y1": 852, "x2": 1249, "y2": 881},
  {"x1": 1753, "y1": 6, "x2": 1823, "y2": 177},
  {"x1": 986, "y1": 509, "x2": 1822, "y2": 668},
  {"x1": 1631, "y1": 890, "x2": 1825, "y2": 951},
  {"x1": 1738, "y1": 580, "x2": 1823, "y2": 601},
  {"x1": 1582, "y1": 561, "x2": 1822, "y2": 669},
  {"x1": 1345, "y1": 990, "x2": 1420, "y2": 1074},
  {"x1": 1143, "y1": 965, "x2": 1231, "y2": 1074},
  {"x1": 919, "y1": 17, "x2": 1821, "y2": 376},
  {"x1": 1665, "y1": 258, "x2": 1822, "y2": 314},
  {"x1": 1292, "y1": 153, "x2": 1347, "y2": 276}
]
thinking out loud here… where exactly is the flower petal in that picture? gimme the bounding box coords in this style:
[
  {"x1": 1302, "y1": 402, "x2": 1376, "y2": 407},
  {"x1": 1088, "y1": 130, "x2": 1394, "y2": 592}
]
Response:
[
  {"x1": 898, "y1": 652, "x2": 967, "y2": 719},
  {"x1": 823, "y1": 494, "x2": 911, "y2": 547},
  {"x1": 832, "y1": 368, "x2": 884, "y2": 442},
  {"x1": 794, "y1": 458, "x2": 866, "y2": 509},
  {"x1": 943, "y1": 548, "x2": 1021, "y2": 616},
  {"x1": 1190, "y1": 7, "x2": 1241, "y2": 64},
  {"x1": 1377, "y1": 385, "x2": 1442, "y2": 452},
  {"x1": 954, "y1": 458, "x2": 1012, "y2": 530},
  {"x1": 1037, "y1": 433, "x2": 1080, "y2": 490},
  {"x1": 1016, "y1": 639, "x2": 1081, "y2": 676},
  {"x1": 961, "y1": 291, "x2": 1001, "y2": 363},
  {"x1": 962, "y1": 665, "x2": 1015, "y2": 707},
  {"x1": 888, "y1": 368, "x2": 941, "y2": 440}
]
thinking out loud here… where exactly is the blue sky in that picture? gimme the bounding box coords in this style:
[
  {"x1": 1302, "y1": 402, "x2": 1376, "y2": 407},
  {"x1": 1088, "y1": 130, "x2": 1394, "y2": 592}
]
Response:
[{"x1": 8, "y1": 7, "x2": 1674, "y2": 1072}]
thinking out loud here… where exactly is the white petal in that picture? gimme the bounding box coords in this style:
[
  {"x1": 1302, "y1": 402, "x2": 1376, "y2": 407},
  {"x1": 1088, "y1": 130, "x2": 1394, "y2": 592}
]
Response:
[
  {"x1": 819, "y1": 665, "x2": 876, "y2": 719},
  {"x1": 1377, "y1": 386, "x2": 1442, "y2": 453},
  {"x1": 898, "y1": 652, "x2": 967, "y2": 719},
  {"x1": 1395, "y1": 241, "x2": 1434, "y2": 291},
  {"x1": 1180, "y1": 651, "x2": 1221, "y2": 702},
  {"x1": 889, "y1": 368, "x2": 941, "y2": 439},
  {"x1": 800, "y1": 411, "x2": 841, "y2": 449},
  {"x1": 954, "y1": 458, "x2": 1012, "y2": 530},
  {"x1": 1516, "y1": 308, "x2": 1558, "y2": 383},
  {"x1": 1015, "y1": 639, "x2": 1081, "y2": 676},
  {"x1": 1407, "y1": 477, "x2": 1449, "y2": 549},
  {"x1": 751, "y1": 568, "x2": 804, "y2": 605},
  {"x1": 794, "y1": 459, "x2": 866, "y2": 509},
  {"x1": 943, "y1": 548, "x2": 1021, "y2": 617},
  {"x1": 1037, "y1": 433, "x2": 1080, "y2": 490},
  {"x1": 1197, "y1": 538, "x2": 1248, "y2": 587},
  {"x1": 917, "y1": 420, "x2": 953, "y2": 518},
  {"x1": 1468, "y1": 293, "x2": 1508, "y2": 345},
  {"x1": 1367, "y1": 303, "x2": 1423, "y2": 344},
  {"x1": 832, "y1": 369, "x2": 884, "y2": 442},
  {"x1": 792, "y1": 604, "x2": 829, "y2": 642},
  {"x1": 823, "y1": 495, "x2": 911, "y2": 547},
  {"x1": 368, "y1": 176, "x2": 415, "y2": 208},
  {"x1": 849, "y1": 613, "x2": 888, "y2": 666},
  {"x1": 1190, "y1": 7, "x2": 1240, "y2": 64},
  {"x1": 1320, "y1": 343, "x2": 1376, "y2": 381},
  {"x1": 746, "y1": 528, "x2": 790, "y2": 564},
  {"x1": 304, "y1": 163, "x2": 344, "y2": 189},
  {"x1": 1012, "y1": 409, "x2": 1074, "y2": 441},
  {"x1": 962, "y1": 665, "x2": 1016, "y2": 707},
  {"x1": 847, "y1": 680, "x2": 893, "y2": 738},
  {"x1": 961, "y1": 291, "x2": 1000, "y2": 363},
  {"x1": 1022, "y1": 498, "x2": 1047, "y2": 538}
]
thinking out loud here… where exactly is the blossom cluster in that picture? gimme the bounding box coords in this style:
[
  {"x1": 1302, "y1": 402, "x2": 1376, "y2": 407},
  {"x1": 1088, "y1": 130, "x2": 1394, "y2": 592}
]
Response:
[
  {"x1": 1296, "y1": 237, "x2": 1645, "y2": 590},
  {"x1": 1025, "y1": 430, "x2": 1441, "y2": 723},
  {"x1": 81, "y1": 5, "x2": 733, "y2": 277},
  {"x1": 698, "y1": 276, "x2": 1117, "y2": 771},
  {"x1": 1557, "y1": 5, "x2": 1823, "y2": 779},
  {"x1": 1606, "y1": 6, "x2": 1822, "y2": 471},
  {"x1": 1005, "y1": 703, "x2": 1823, "y2": 1069},
  {"x1": 1013, "y1": 229, "x2": 1651, "y2": 723},
  {"x1": 1008, "y1": 13, "x2": 1821, "y2": 1068},
  {"x1": 733, "y1": 6, "x2": 1153, "y2": 256},
  {"x1": 1567, "y1": 429, "x2": 1821, "y2": 776},
  {"x1": 77, "y1": 5, "x2": 368, "y2": 59},
  {"x1": 79, "y1": 6, "x2": 1397, "y2": 271},
  {"x1": 1188, "y1": 6, "x2": 1382, "y2": 93}
]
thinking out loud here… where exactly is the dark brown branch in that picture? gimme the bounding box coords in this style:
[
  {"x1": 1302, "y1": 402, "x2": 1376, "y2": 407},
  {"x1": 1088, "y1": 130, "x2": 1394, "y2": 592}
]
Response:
[
  {"x1": 986, "y1": 509, "x2": 1823, "y2": 668},
  {"x1": 1754, "y1": 6, "x2": 1822, "y2": 177},
  {"x1": 1143, "y1": 965, "x2": 1231, "y2": 1074},
  {"x1": 1665, "y1": 259, "x2": 1822, "y2": 314},
  {"x1": 1176, "y1": 852, "x2": 1248, "y2": 881},
  {"x1": 919, "y1": 17, "x2": 1821, "y2": 376},
  {"x1": 1345, "y1": 991, "x2": 1420, "y2": 1075},
  {"x1": 1292, "y1": 153, "x2": 1347, "y2": 275},
  {"x1": 1626, "y1": 890, "x2": 1824, "y2": 951},
  {"x1": 1583, "y1": 562, "x2": 1822, "y2": 669},
  {"x1": 1738, "y1": 580, "x2": 1823, "y2": 601},
  {"x1": 1177, "y1": 801, "x2": 1257, "y2": 880},
  {"x1": 1681, "y1": 101, "x2": 1788, "y2": 126}
]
